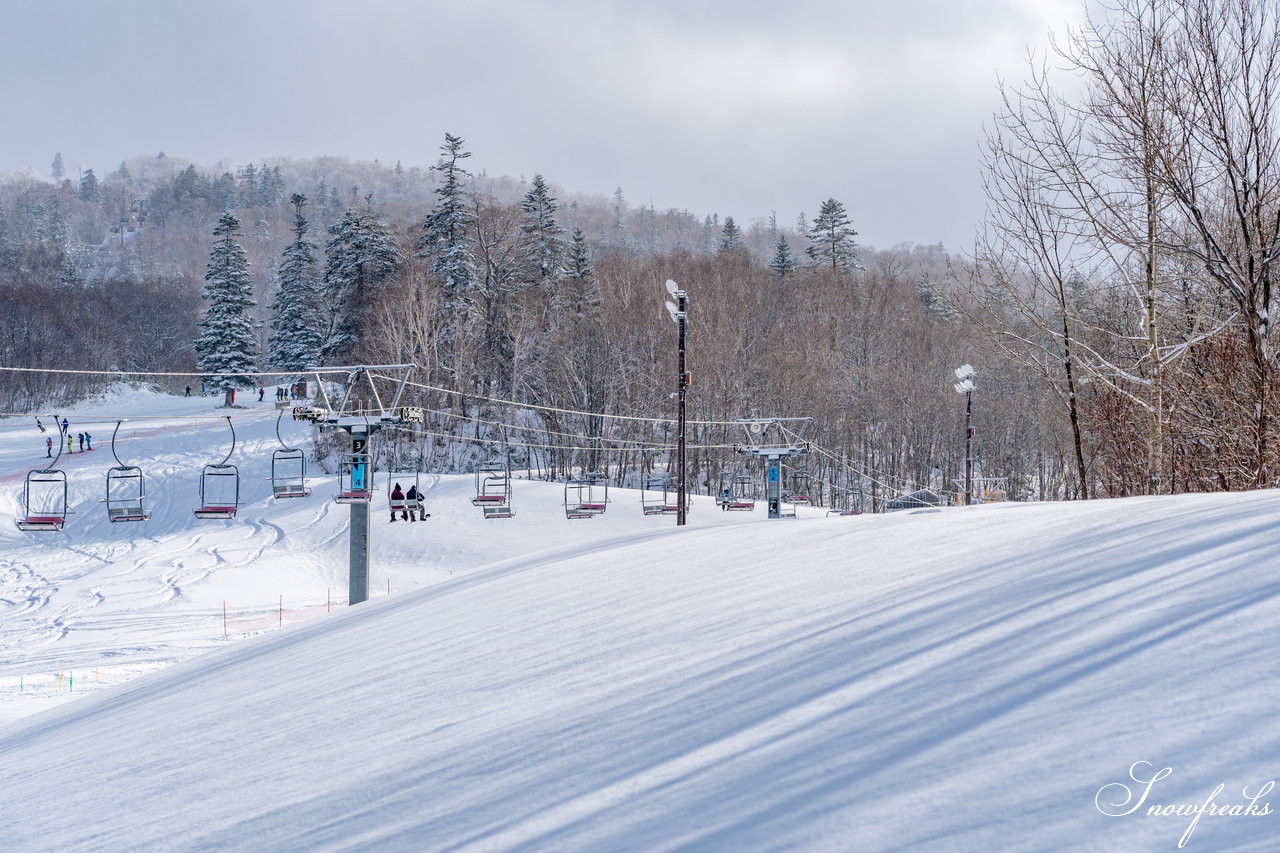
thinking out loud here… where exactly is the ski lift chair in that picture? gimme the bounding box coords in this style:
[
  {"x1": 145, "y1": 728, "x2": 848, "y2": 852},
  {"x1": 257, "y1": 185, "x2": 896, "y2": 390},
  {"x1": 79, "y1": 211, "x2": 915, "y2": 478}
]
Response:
[
  {"x1": 472, "y1": 461, "x2": 511, "y2": 506},
  {"x1": 194, "y1": 417, "x2": 241, "y2": 519},
  {"x1": 334, "y1": 455, "x2": 373, "y2": 504},
  {"x1": 784, "y1": 470, "x2": 814, "y2": 505},
  {"x1": 269, "y1": 412, "x2": 311, "y2": 499},
  {"x1": 16, "y1": 468, "x2": 69, "y2": 531},
  {"x1": 387, "y1": 471, "x2": 423, "y2": 518},
  {"x1": 565, "y1": 473, "x2": 608, "y2": 519},
  {"x1": 106, "y1": 466, "x2": 151, "y2": 522},
  {"x1": 719, "y1": 472, "x2": 757, "y2": 511},
  {"x1": 473, "y1": 461, "x2": 514, "y2": 519},
  {"x1": 103, "y1": 422, "x2": 151, "y2": 522},
  {"x1": 642, "y1": 475, "x2": 686, "y2": 515},
  {"x1": 194, "y1": 464, "x2": 239, "y2": 519},
  {"x1": 270, "y1": 449, "x2": 311, "y2": 498}
]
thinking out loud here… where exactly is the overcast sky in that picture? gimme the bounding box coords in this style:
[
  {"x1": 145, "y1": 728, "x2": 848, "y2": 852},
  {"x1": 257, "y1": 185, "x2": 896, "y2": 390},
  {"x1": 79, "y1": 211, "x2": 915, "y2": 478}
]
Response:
[{"x1": 1, "y1": 0, "x2": 1081, "y2": 251}]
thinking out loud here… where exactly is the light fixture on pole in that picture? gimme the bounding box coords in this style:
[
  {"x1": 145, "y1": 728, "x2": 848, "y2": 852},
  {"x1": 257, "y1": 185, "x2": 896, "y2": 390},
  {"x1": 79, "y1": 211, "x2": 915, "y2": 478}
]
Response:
[
  {"x1": 665, "y1": 279, "x2": 689, "y2": 526},
  {"x1": 954, "y1": 364, "x2": 976, "y2": 506}
]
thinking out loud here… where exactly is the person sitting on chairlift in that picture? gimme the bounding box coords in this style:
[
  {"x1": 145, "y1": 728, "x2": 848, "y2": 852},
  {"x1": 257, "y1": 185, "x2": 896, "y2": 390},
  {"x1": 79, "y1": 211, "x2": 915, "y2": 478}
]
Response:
[
  {"x1": 405, "y1": 484, "x2": 419, "y2": 522},
  {"x1": 390, "y1": 483, "x2": 405, "y2": 522}
]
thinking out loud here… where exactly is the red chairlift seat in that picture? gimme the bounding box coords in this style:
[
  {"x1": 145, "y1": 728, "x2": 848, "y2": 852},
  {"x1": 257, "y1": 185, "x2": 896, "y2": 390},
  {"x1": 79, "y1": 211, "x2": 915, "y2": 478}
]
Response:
[
  {"x1": 16, "y1": 515, "x2": 66, "y2": 532},
  {"x1": 193, "y1": 505, "x2": 237, "y2": 519}
]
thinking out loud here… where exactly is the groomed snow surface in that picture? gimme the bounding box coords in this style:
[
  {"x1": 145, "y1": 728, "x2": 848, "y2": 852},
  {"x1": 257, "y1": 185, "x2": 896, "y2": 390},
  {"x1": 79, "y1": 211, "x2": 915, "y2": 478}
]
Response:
[{"x1": 1, "y1": 388, "x2": 1277, "y2": 851}]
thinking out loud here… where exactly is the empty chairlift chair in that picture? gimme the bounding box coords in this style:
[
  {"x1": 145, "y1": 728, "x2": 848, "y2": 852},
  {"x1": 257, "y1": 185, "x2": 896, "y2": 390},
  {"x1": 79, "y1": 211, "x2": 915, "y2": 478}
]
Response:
[
  {"x1": 104, "y1": 420, "x2": 151, "y2": 523},
  {"x1": 641, "y1": 475, "x2": 687, "y2": 516},
  {"x1": 194, "y1": 416, "x2": 241, "y2": 520},
  {"x1": 270, "y1": 413, "x2": 310, "y2": 499},
  {"x1": 565, "y1": 472, "x2": 608, "y2": 519},
  {"x1": 472, "y1": 460, "x2": 514, "y2": 519},
  {"x1": 784, "y1": 469, "x2": 814, "y2": 505},
  {"x1": 16, "y1": 467, "x2": 69, "y2": 532},
  {"x1": 334, "y1": 455, "x2": 373, "y2": 504}
]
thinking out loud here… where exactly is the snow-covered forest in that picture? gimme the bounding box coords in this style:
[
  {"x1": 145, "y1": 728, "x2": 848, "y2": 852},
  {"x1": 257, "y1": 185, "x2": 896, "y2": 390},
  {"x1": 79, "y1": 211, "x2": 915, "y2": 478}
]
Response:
[{"x1": 4, "y1": 0, "x2": 1280, "y2": 505}]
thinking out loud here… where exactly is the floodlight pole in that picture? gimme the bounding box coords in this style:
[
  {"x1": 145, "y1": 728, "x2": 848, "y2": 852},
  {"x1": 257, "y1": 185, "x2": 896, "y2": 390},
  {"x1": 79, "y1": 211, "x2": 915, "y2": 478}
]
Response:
[
  {"x1": 666, "y1": 280, "x2": 690, "y2": 527},
  {"x1": 964, "y1": 389, "x2": 973, "y2": 506},
  {"x1": 954, "y1": 365, "x2": 976, "y2": 507}
]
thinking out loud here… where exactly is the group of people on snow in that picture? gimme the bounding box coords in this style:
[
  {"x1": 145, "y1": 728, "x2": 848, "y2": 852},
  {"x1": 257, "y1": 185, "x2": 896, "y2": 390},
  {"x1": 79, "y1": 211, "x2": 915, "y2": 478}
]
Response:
[{"x1": 43, "y1": 418, "x2": 90, "y2": 457}]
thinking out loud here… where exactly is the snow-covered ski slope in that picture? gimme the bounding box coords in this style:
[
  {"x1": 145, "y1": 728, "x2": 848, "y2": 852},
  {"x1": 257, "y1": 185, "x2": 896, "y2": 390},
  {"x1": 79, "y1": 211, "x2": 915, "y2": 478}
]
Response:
[{"x1": 2, "y1": 389, "x2": 1278, "y2": 851}]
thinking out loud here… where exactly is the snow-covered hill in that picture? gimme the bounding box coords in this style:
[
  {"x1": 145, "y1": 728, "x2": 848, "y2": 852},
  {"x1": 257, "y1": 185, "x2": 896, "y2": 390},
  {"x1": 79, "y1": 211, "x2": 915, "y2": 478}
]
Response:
[{"x1": 1, "y1": 389, "x2": 1277, "y2": 851}]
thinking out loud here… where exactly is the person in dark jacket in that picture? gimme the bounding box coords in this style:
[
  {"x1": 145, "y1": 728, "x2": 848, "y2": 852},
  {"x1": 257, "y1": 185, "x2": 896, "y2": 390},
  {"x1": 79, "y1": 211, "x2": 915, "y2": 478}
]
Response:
[
  {"x1": 405, "y1": 484, "x2": 419, "y2": 522},
  {"x1": 390, "y1": 483, "x2": 405, "y2": 522}
]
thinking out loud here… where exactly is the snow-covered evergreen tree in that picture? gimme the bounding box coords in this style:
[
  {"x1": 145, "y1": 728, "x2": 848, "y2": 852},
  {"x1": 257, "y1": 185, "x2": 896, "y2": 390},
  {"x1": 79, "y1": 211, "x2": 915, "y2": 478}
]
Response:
[
  {"x1": 518, "y1": 174, "x2": 565, "y2": 288},
  {"x1": 563, "y1": 228, "x2": 600, "y2": 315},
  {"x1": 700, "y1": 215, "x2": 717, "y2": 254},
  {"x1": 806, "y1": 198, "x2": 860, "y2": 273},
  {"x1": 320, "y1": 200, "x2": 399, "y2": 360},
  {"x1": 51, "y1": 152, "x2": 64, "y2": 182},
  {"x1": 916, "y1": 275, "x2": 958, "y2": 320},
  {"x1": 417, "y1": 133, "x2": 477, "y2": 298},
  {"x1": 610, "y1": 187, "x2": 628, "y2": 247},
  {"x1": 770, "y1": 236, "x2": 798, "y2": 278},
  {"x1": 267, "y1": 194, "x2": 324, "y2": 372},
  {"x1": 720, "y1": 217, "x2": 743, "y2": 253},
  {"x1": 195, "y1": 212, "x2": 258, "y2": 406},
  {"x1": 417, "y1": 133, "x2": 478, "y2": 373},
  {"x1": 77, "y1": 169, "x2": 101, "y2": 203}
]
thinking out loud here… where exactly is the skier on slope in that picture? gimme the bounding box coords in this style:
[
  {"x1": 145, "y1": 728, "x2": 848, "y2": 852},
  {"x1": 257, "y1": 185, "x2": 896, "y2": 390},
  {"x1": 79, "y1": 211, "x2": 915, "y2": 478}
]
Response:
[
  {"x1": 45, "y1": 436, "x2": 53, "y2": 458},
  {"x1": 84, "y1": 431, "x2": 92, "y2": 450},
  {"x1": 390, "y1": 483, "x2": 405, "y2": 522}
]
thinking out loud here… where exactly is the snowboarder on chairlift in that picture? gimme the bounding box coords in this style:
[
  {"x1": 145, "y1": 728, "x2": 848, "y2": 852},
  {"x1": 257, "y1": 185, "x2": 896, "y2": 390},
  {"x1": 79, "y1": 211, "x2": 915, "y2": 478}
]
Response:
[
  {"x1": 390, "y1": 483, "x2": 405, "y2": 522},
  {"x1": 405, "y1": 484, "x2": 419, "y2": 522}
]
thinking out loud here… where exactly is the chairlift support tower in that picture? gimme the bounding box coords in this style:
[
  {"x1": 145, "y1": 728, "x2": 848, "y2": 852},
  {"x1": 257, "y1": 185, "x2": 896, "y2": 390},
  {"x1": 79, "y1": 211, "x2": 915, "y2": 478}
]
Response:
[
  {"x1": 736, "y1": 418, "x2": 811, "y2": 519},
  {"x1": 293, "y1": 364, "x2": 419, "y2": 605}
]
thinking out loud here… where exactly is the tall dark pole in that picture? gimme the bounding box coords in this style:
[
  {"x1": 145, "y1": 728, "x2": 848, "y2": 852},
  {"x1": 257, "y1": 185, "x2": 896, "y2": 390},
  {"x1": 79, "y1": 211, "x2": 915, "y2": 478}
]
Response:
[
  {"x1": 964, "y1": 389, "x2": 973, "y2": 506},
  {"x1": 955, "y1": 364, "x2": 976, "y2": 507},
  {"x1": 676, "y1": 290, "x2": 689, "y2": 526},
  {"x1": 666, "y1": 280, "x2": 689, "y2": 526}
]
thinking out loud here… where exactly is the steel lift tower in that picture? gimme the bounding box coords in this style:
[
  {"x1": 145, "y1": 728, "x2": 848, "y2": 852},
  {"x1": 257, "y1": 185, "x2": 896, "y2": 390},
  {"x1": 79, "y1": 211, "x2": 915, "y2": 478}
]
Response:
[
  {"x1": 736, "y1": 417, "x2": 811, "y2": 519},
  {"x1": 293, "y1": 364, "x2": 421, "y2": 605}
]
